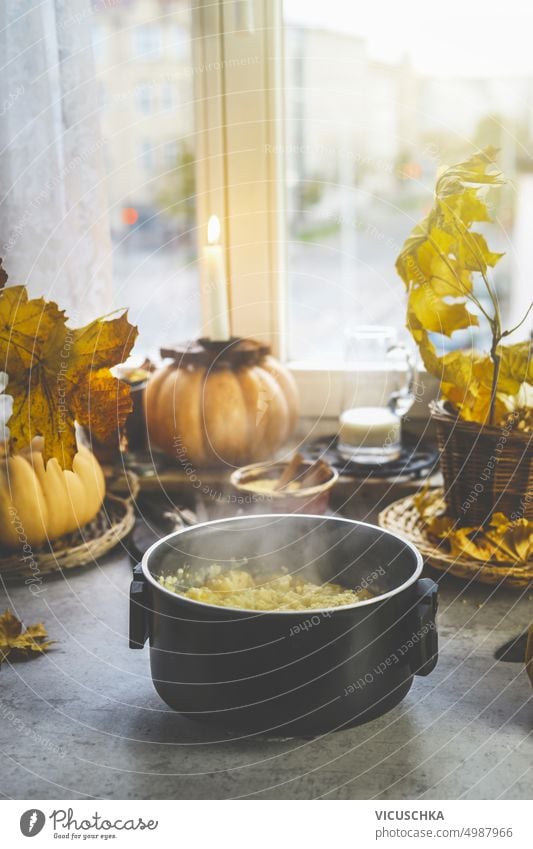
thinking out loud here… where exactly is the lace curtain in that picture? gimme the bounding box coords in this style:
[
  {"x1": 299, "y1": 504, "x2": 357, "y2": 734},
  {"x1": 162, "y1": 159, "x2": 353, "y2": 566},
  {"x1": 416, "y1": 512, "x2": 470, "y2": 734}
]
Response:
[{"x1": 0, "y1": 0, "x2": 112, "y2": 321}]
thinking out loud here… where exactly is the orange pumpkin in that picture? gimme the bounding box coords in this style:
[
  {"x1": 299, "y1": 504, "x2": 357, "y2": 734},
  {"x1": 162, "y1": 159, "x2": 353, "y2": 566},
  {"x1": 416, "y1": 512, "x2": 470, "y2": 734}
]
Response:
[{"x1": 144, "y1": 340, "x2": 299, "y2": 467}]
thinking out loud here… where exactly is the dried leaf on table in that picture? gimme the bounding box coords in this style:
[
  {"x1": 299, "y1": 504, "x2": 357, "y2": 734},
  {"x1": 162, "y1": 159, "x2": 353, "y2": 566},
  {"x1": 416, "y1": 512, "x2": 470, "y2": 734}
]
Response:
[
  {"x1": 0, "y1": 609, "x2": 54, "y2": 663},
  {"x1": 0, "y1": 285, "x2": 138, "y2": 468}
]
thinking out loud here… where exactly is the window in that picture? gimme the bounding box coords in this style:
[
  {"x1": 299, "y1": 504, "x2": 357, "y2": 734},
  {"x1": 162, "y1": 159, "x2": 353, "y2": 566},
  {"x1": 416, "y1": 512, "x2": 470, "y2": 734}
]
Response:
[
  {"x1": 170, "y1": 24, "x2": 188, "y2": 59},
  {"x1": 164, "y1": 141, "x2": 179, "y2": 167},
  {"x1": 93, "y1": 0, "x2": 199, "y2": 356},
  {"x1": 284, "y1": 0, "x2": 533, "y2": 362},
  {"x1": 162, "y1": 82, "x2": 175, "y2": 111},
  {"x1": 190, "y1": 1, "x2": 285, "y2": 348},
  {"x1": 136, "y1": 83, "x2": 153, "y2": 114},
  {"x1": 139, "y1": 140, "x2": 155, "y2": 172},
  {"x1": 92, "y1": 23, "x2": 105, "y2": 63},
  {"x1": 133, "y1": 24, "x2": 162, "y2": 60},
  {"x1": 91, "y1": 0, "x2": 531, "y2": 410}
]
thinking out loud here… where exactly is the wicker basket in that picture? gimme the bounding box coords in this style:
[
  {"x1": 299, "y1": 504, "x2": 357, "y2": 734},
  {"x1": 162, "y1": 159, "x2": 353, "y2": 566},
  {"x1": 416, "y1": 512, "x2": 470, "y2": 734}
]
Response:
[
  {"x1": 0, "y1": 491, "x2": 135, "y2": 583},
  {"x1": 431, "y1": 401, "x2": 533, "y2": 526},
  {"x1": 379, "y1": 493, "x2": 533, "y2": 589}
]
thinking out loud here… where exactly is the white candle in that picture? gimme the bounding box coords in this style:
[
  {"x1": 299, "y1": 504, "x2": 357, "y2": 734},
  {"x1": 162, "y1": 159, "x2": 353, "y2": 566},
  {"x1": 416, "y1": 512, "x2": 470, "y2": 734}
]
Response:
[
  {"x1": 339, "y1": 407, "x2": 401, "y2": 450},
  {"x1": 204, "y1": 215, "x2": 230, "y2": 341}
]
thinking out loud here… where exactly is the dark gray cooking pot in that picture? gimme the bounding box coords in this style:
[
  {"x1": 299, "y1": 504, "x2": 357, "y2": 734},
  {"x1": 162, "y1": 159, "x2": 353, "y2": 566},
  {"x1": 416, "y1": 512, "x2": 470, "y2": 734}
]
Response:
[{"x1": 130, "y1": 514, "x2": 438, "y2": 735}]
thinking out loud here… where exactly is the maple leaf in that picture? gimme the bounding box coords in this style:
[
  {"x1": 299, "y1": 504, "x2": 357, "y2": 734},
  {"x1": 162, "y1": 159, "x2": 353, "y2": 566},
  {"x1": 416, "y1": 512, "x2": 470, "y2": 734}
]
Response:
[
  {"x1": 0, "y1": 609, "x2": 54, "y2": 663},
  {"x1": 0, "y1": 285, "x2": 138, "y2": 468},
  {"x1": 71, "y1": 368, "x2": 133, "y2": 441}
]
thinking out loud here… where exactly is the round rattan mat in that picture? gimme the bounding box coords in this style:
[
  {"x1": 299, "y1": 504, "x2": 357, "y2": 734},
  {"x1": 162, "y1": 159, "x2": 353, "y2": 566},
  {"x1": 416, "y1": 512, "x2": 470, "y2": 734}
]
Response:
[
  {"x1": 379, "y1": 492, "x2": 533, "y2": 589},
  {"x1": 0, "y1": 492, "x2": 135, "y2": 583}
]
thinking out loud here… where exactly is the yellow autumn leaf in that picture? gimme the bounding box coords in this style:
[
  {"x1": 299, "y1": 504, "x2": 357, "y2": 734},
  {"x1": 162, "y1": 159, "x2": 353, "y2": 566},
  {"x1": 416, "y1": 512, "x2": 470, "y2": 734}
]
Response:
[
  {"x1": 437, "y1": 147, "x2": 504, "y2": 194},
  {"x1": 455, "y1": 231, "x2": 504, "y2": 273},
  {"x1": 409, "y1": 285, "x2": 478, "y2": 337},
  {"x1": 445, "y1": 527, "x2": 499, "y2": 562},
  {"x1": 451, "y1": 187, "x2": 493, "y2": 221},
  {"x1": 496, "y1": 342, "x2": 533, "y2": 395},
  {"x1": 396, "y1": 147, "x2": 532, "y2": 425},
  {"x1": 0, "y1": 609, "x2": 54, "y2": 663},
  {"x1": 0, "y1": 608, "x2": 22, "y2": 641},
  {"x1": 396, "y1": 222, "x2": 453, "y2": 289},
  {"x1": 415, "y1": 488, "x2": 533, "y2": 563},
  {"x1": 0, "y1": 285, "x2": 138, "y2": 468},
  {"x1": 428, "y1": 255, "x2": 473, "y2": 299},
  {"x1": 413, "y1": 483, "x2": 446, "y2": 520},
  {"x1": 487, "y1": 514, "x2": 533, "y2": 562},
  {"x1": 71, "y1": 368, "x2": 134, "y2": 443}
]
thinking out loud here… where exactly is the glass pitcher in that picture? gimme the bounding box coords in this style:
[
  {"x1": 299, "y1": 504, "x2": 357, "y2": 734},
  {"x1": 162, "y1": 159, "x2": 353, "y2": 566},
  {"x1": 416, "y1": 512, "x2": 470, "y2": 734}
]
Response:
[{"x1": 338, "y1": 325, "x2": 416, "y2": 464}]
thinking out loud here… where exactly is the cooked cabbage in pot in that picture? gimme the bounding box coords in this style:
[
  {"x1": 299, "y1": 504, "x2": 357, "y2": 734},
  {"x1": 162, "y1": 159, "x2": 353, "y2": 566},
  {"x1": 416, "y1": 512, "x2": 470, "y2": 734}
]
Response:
[{"x1": 158, "y1": 565, "x2": 371, "y2": 611}]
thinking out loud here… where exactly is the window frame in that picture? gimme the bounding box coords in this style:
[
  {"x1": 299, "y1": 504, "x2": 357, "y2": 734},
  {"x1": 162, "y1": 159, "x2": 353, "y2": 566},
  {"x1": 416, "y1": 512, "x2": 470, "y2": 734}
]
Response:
[
  {"x1": 191, "y1": 1, "x2": 438, "y2": 419},
  {"x1": 191, "y1": 0, "x2": 287, "y2": 356}
]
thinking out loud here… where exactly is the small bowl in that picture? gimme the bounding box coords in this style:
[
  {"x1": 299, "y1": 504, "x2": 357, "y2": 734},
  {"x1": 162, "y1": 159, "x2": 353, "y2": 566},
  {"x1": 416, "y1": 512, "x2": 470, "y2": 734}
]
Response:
[{"x1": 230, "y1": 459, "x2": 338, "y2": 514}]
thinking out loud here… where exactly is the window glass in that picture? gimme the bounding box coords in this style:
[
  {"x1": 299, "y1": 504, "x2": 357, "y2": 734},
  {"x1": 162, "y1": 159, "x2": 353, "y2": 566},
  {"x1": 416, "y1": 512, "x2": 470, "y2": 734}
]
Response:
[
  {"x1": 133, "y1": 24, "x2": 162, "y2": 60},
  {"x1": 92, "y1": 0, "x2": 199, "y2": 355},
  {"x1": 284, "y1": 0, "x2": 533, "y2": 360}
]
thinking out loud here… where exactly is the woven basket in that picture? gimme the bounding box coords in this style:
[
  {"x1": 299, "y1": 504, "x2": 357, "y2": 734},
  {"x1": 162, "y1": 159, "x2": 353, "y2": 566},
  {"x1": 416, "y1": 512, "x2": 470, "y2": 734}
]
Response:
[
  {"x1": 431, "y1": 401, "x2": 533, "y2": 526},
  {"x1": 379, "y1": 493, "x2": 533, "y2": 589},
  {"x1": 0, "y1": 490, "x2": 135, "y2": 583}
]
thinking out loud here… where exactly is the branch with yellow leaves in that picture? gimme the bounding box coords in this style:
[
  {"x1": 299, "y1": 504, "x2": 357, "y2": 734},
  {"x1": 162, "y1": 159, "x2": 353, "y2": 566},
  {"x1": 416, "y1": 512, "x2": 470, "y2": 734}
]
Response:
[{"x1": 396, "y1": 147, "x2": 533, "y2": 428}]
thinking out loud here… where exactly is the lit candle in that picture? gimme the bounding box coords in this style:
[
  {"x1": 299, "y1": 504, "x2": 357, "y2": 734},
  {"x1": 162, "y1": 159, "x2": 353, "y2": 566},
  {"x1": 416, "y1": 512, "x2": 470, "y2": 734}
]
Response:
[{"x1": 204, "y1": 215, "x2": 230, "y2": 341}]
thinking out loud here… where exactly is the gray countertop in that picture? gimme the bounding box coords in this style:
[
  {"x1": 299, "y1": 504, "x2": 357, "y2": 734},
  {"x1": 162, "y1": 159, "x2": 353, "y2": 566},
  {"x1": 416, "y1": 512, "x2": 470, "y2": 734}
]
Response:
[{"x1": 1, "y1": 503, "x2": 532, "y2": 800}]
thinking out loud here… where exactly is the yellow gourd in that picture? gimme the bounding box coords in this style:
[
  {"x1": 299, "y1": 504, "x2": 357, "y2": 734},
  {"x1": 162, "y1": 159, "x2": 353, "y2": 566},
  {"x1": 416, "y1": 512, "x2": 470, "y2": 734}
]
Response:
[{"x1": 0, "y1": 438, "x2": 105, "y2": 549}]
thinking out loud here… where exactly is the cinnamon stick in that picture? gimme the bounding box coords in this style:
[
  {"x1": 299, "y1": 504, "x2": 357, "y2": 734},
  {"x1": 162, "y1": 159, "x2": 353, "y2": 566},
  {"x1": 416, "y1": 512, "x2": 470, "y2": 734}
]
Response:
[
  {"x1": 301, "y1": 459, "x2": 331, "y2": 488},
  {"x1": 273, "y1": 451, "x2": 304, "y2": 491}
]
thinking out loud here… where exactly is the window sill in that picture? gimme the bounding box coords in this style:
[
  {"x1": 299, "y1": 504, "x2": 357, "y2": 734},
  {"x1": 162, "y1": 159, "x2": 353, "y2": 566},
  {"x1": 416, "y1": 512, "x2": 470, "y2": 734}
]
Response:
[{"x1": 287, "y1": 361, "x2": 440, "y2": 423}]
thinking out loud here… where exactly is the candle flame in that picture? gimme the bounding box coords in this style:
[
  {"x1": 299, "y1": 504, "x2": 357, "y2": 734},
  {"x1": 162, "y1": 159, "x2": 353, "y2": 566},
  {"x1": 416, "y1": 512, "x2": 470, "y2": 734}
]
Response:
[{"x1": 207, "y1": 215, "x2": 221, "y2": 245}]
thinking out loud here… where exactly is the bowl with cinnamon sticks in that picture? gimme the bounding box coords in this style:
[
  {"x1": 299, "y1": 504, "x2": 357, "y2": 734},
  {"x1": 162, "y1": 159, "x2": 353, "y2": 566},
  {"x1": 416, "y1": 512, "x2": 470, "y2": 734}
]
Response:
[{"x1": 230, "y1": 452, "x2": 338, "y2": 514}]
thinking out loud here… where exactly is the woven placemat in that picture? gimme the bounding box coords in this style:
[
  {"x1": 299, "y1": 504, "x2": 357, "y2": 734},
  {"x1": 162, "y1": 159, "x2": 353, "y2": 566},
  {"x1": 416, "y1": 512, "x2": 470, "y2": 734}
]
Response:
[
  {"x1": 0, "y1": 491, "x2": 135, "y2": 583},
  {"x1": 379, "y1": 492, "x2": 533, "y2": 589}
]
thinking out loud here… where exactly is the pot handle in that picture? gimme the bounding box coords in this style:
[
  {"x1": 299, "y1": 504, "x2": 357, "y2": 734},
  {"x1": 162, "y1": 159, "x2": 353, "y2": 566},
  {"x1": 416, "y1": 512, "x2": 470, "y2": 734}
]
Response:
[
  {"x1": 129, "y1": 564, "x2": 148, "y2": 649},
  {"x1": 410, "y1": 578, "x2": 438, "y2": 676}
]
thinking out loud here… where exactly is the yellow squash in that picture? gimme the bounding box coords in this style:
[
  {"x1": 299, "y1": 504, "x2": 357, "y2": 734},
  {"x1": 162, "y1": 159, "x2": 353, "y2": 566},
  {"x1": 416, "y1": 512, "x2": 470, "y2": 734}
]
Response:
[{"x1": 0, "y1": 438, "x2": 105, "y2": 549}]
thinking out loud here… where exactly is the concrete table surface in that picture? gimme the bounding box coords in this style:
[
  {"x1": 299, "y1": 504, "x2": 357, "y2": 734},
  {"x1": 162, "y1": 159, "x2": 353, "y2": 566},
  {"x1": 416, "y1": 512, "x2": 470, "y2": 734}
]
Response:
[{"x1": 1, "y1": 534, "x2": 532, "y2": 800}]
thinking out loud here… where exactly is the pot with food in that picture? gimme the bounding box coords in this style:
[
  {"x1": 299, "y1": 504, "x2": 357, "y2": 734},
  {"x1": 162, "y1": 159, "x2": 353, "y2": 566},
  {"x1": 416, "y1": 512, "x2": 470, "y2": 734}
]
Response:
[{"x1": 130, "y1": 514, "x2": 438, "y2": 735}]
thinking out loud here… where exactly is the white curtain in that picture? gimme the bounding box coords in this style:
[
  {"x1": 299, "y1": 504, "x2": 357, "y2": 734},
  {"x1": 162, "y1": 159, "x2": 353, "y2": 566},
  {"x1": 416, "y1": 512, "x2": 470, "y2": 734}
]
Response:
[{"x1": 0, "y1": 0, "x2": 112, "y2": 321}]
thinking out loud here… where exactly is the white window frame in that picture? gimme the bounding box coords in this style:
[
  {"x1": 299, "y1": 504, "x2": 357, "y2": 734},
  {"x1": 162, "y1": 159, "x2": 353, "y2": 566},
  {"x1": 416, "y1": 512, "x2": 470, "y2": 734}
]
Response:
[
  {"x1": 192, "y1": 0, "x2": 286, "y2": 353},
  {"x1": 191, "y1": 1, "x2": 436, "y2": 419}
]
